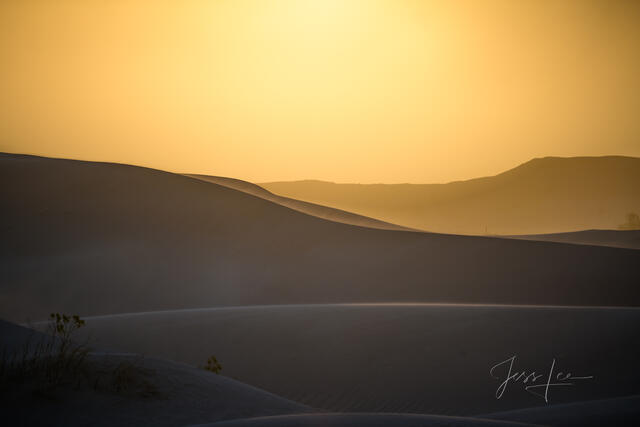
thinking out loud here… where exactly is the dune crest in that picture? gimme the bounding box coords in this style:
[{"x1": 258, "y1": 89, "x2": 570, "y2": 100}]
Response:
[{"x1": 184, "y1": 174, "x2": 410, "y2": 231}]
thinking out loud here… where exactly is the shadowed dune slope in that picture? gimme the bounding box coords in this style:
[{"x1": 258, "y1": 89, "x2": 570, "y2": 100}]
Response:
[
  {"x1": 507, "y1": 229, "x2": 640, "y2": 250},
  {"x1": 0, "y1": 319, "x2": 309, "y2": 427},
  {"x1": 1, "y1": 153, "x2": 640, "y2": 321},
  {"x1": 484, "y1": 395, "x2": 640, "y2": 427},
  {"x1": 262, "y1": 156, "x2": 640, "y2": 235},
  {"x1": 184, "y1": 174, "x2": 410, "y2": 231},
  {"x1": 188, "y1": 174, "x2": 640, "y2": 250},
  {"x1": 77, "y1": 304, "x2": 640, "y2": 416},
  {"x1": 190, "y1": 413, "x2": 537, "y2": 427}
]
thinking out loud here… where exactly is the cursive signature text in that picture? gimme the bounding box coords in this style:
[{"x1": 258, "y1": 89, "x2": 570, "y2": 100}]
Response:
[{"x1": 490, "y1": 355, "x2": 593, "y2": 403}]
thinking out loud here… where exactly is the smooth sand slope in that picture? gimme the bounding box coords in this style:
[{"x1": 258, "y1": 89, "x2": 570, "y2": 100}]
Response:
[
  {"x1": 190, "y1": 413, "x2": 537, "y2": 427},
  {"x1": 185, "y1": 174, "x2": 410, "y2": 231},
  {"x1": 2, "y1": 153, "x2": 640, "y2": 321},
  {"x1": 483, "y1": 395, "x2": 640, "y2": 427},
  {"x1": 1, "y1": 319, "x2": 542, "y2": 427},
  {"x1": 262, "y1": 156, "x2": 640, "y2": 235},
  {"x1": 0, "y1": 319, "x2": 309, "y2": 427},
  {"x1": 76, "y1": 304, "x2": 640, "y2": 417},
  {"x1": 507, "y1": 229, "x2": 640, "y2": 250},
  {"x1": 188, "y1": 174, "x2": 640, "y2": 250}
]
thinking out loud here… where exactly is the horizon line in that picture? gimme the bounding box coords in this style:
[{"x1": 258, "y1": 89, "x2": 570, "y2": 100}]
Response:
[{"x1": 3, "y1": 149, "x2": 639, "y2": 187}]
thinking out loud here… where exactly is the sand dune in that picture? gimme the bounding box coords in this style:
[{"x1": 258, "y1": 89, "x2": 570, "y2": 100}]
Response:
[
  {"x1": 74, "y1": 304, "x2": 640, "y2": 417},
  {"x1": 189, "y1": 174, "x2": 640, "y2": 250},
  {"x1": 0, "y1": 319, "x2": 309, "y2": 427},
  {"x1": 262, "y1": 156, "x2": 640, "y2": 235},
  {"x1": 2, "y1": 153, "x2": 640, "y2": 322},
  {"x1": 190, "y1": 413, "x2": 537, "y2": 427},
  {"x1": 185, "y1": 174, "x2": 410, "y2": 231},
  {"x1": 2, "y1": 317, "x2": 581, "y2": 427},
  {"x1": 484, "y1": 395, "x2": 640, "y2": 427},
  {"x1": 507, "y1": 229, "x2": 640, "y2": 250}
]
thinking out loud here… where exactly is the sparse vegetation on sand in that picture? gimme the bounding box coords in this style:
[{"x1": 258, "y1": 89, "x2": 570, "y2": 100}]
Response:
[
  {"x1": 0, "y1": 313, "x2": 160, "y2": 398},
  {"x1": 0, "y1": 313, "x2": 89, "y2": 389},
  {"x1": 203, "y1": 355, "x2": 222, "y2": 374},
  {"x1": 619, "y1": 212, "x2": 640, "y2": 230}
]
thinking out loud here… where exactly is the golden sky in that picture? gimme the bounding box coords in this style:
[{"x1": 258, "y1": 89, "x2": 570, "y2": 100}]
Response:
[{"x1": 1, "y1": 0, "x2": 639, "y2": 183}]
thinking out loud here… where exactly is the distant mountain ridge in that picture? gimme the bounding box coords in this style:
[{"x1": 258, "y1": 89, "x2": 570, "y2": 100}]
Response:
[{"x1": 262, "y1": 156, "x2": 640, "y2": 235}]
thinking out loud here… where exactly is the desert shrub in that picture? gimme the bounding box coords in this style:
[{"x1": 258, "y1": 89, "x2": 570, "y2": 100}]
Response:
[
  {"x1": 618, "y1": 212, "x2": 640, "y2": 230},
  {"x1": 203, "y1": 355, "x2": 222, "y2": 374},
  {"x1": 1, "y1": 314, "x2": 165, "y2": 399},
  {"x1": 1, "y1": 314, "x2": 168, "y2": 401},
  {"x1": 0, "y1": 313, "x2": 90, "y2": 391},
  {"x1": 108, "y1": 358, "x2": 160, "y2": 397},
  {"x1": 44, "y1": 313, "x2": 90, "y2": 385}
]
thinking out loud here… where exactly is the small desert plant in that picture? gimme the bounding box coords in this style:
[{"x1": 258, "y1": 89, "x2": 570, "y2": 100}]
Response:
[
  {"x1": 1, "y1": 313, "x2": 164, "y2": 400},
  {"x1": 48, "y1": 313, "x2": 86, "y2": 345},
  {"x1": 44, "y1": 313, "x2": 89, "y2": 385},
  {"x1": 203, "y1": 355, "x2": 222, "y2": 374},
  {"x1": 109, "y1": 358, "x2": 160, "y2": 397},
  {"x1": 618, "y1": 212, "x2": 640, "y2": 230},
  {"x1": 0, "y1": 313, "x2": 90, "y2": 391}
]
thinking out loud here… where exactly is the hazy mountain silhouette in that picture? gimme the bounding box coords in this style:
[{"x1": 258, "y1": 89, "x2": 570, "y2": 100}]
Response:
[
  {"x1": 1, "y1": 153, "x2": 639, "y2": 322},
  {"x1": 262, "y1": 156, "x2": 640, "y2": 235}
]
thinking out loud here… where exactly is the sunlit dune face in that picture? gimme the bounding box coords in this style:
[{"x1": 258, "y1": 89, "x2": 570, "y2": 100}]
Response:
[{"x1": 1, "y1": 0, "x2": 639, "y2": 183}]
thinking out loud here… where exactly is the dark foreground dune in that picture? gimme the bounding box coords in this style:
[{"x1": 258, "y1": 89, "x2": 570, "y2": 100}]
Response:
[
  {"x1": 0, "y1": 319, "x2": 310, "y2": 427},
  {"x1": 2, "y1": 153, "x2": 640, "y2": 322},
  {"x1": 1, "y1": 318, "x2": 537, "y2": 427},
  {"x1": 11, "y1": 304, "x2": 640, "y2": 427},
  {"x1": 483, "y1": 395, "x2": 640, "y2": 427},
  {"x1": 190, "y1": 413, "x2": 536, "y2": 427},
  {"x1": 1, "y1": 321, "x2": 529, "y2": 427},
  {"x1": 75, "y1": 304, "x2": 640, "y2": 417},
  {"x1": 191, "y1": 396, "x2": 640, "y2": 427}
]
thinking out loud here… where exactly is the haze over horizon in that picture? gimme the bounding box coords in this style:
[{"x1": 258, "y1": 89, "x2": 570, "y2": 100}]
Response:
[
  {"x1": 2, "y1": 0, "x2": 640, "y2": 183},
  {"x1": 2, "y1": 3, "x2": 640, "y2": 426}
]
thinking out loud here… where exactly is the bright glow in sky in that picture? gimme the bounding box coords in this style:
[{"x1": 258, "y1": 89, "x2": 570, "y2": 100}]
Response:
[{"x1": 1, "y1": 0, "x2": 639, "y2": 183}]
